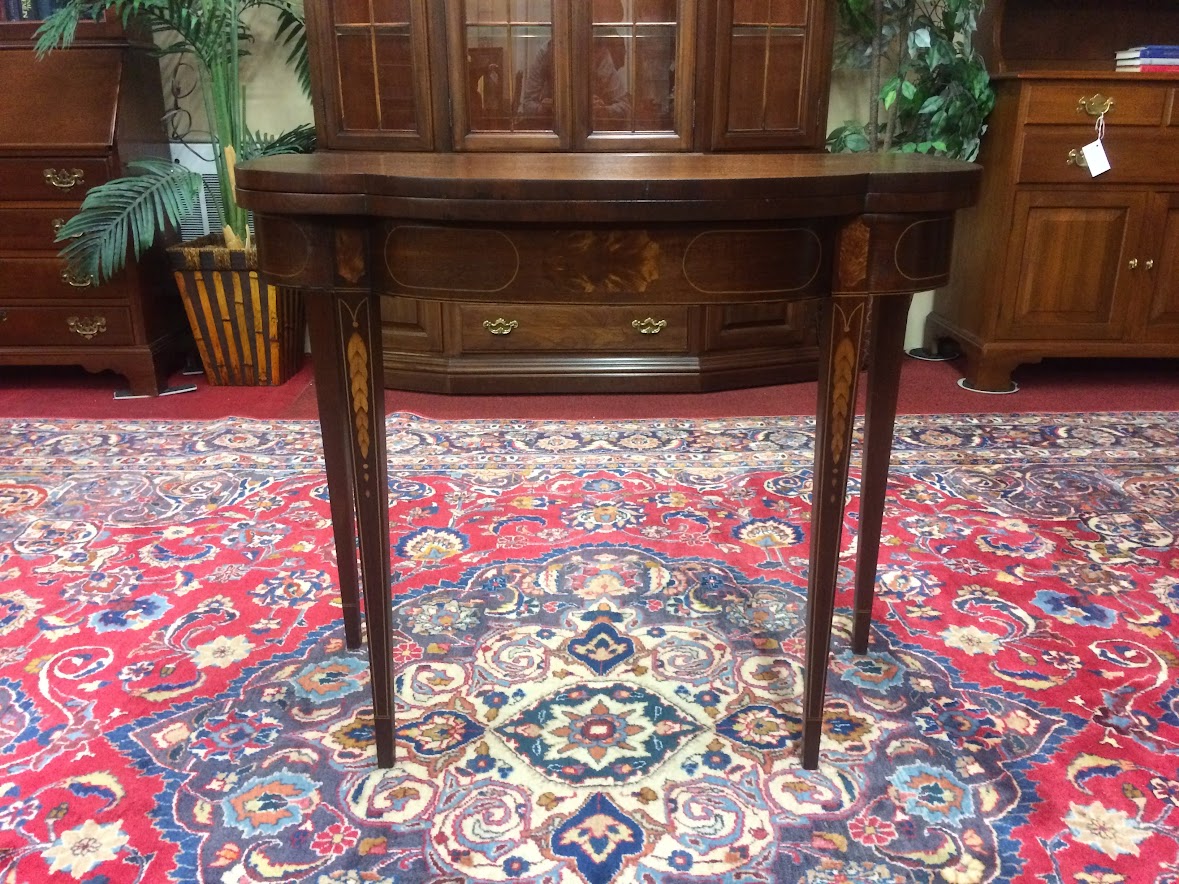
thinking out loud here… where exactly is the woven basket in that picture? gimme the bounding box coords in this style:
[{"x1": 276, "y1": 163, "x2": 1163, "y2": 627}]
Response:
[{"x1": 168, "y1": 235, "x2": 305, "y2": 386}]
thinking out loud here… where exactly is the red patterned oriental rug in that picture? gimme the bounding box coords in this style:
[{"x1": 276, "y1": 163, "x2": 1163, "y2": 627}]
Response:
[{"x1": 1, "y1": 413, "x2": 1178, "y2": 884}]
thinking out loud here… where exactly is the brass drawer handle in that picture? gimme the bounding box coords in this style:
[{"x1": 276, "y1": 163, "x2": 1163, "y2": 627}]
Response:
[
  {"x1": 483, "y1": 317, "x2": 518, "y2": 335},
  {"x1": 1077, "y1": 94, "x2": 1113, "y2": 117},
  {"x1": 67, "y1": 315, "x2": 107, "y2": 339},
  {"x1": 44, "y1": 168, "x2": 86, "y2": 191},
  {"x1": 1128, "y1": 258, "x2": 1139, "y2": 270},
  {"x1": 60, "y1": 267, "x2": 95, "y2": 288},
  {"x1": 52, "y1": 218, "x2": 83, "y2": 240},
  {"x1": 0, "y1": 310, "x2": 7, "y2": 323},
  {"x1": 631, "y1": 317, "x2": 667, "y2": 335},
  {"x1": 1144, "y1": 259, "x2": 1155, "y2": 270},
  {"x1": 1066, "y1": 148, "x2": 1088, "y2": 168}
]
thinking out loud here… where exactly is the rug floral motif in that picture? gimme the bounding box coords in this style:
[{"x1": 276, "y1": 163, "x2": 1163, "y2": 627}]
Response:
[{"x1": 0, "y1": 413, "x2": 1177, "y2": 884}]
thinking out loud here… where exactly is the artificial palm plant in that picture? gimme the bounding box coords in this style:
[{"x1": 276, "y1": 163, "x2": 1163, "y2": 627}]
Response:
[{"x1": 35, "y1": 0, "x2": 314, "y2": 282}]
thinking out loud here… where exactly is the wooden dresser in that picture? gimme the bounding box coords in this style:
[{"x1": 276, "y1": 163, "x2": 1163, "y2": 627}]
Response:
[
  {"x1": 302, "y1": 0, "x2": 836, "y2": 393},
  {"x1": 0, "y1": 16, "x2": 188, "y2": 395},
  {"x1": 928, "y1": 0, "x2": 1179, "y2": 391}
]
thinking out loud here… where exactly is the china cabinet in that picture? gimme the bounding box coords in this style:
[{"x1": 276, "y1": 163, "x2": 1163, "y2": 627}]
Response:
[
  {"x1": 303, "y1": 0, "x2": 836, "y2": 392},
  {"x1": 929, "y1": 0, "x2": 1179, "y2": 391},
  {"x1": 0, "y1": 14, "x2": 187, "y2": 394}
]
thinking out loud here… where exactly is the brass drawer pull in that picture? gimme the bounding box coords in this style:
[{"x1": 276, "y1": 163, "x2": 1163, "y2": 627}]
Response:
[
  {"x1": 44, "y1": 168, "x2": 86, "y2": 191},
  {"x1": 67, "y1": 315, "x2": 107, "y2": 339},
  {"x1": 60, "y1": 267, "x2": 95, "y2": 288},
  {"x1": 1077, "y1": 94, "x2": 1113, "y2": 117},
  {"x1": 1128, "y1": 258, "x2": 1138, "y2": 270},
  {"x1": 1066, "y1": 148, "x2": 1088, "y2": 168},
  {"x1": 0, "y1": 310, "x2": 7, "y2": 323},
  {"x1": 1144, "y1": 259, "x2": 1155, "y2": 270},
  {"x1": 483, "y1": 317, "x2": 518, "y2": 335},
  {"x1": 52, "y1": 218, "x2": 83, "y2": 240},
  {"x1": 631, "y1": 317, "x2": 667, "y2": 335}
]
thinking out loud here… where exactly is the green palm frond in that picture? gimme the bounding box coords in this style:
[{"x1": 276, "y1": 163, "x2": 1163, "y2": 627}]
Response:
[
  {"x1": 56, "y1": 158, "x2": 203, "y2": 283},
  {"x1": 273, "y1": 3, "x2": 311, "y2": 100},
  {"x1": 240, "y1": 123, "x2": 316, "y2": 161}
]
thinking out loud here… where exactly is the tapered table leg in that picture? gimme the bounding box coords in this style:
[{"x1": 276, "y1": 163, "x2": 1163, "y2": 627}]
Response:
[
  {"x1": 307, "y1": 294, "x2": 362, "y2": 650},
  {"x1": 309, "y1": 290, "x2": 395, "y2": 768},
  {"x1": 852, "y1": 293, "x2": 912, "y2": 655},
  {"x1": 802, "y1": 293, "x2": 871, "y2": 769}
]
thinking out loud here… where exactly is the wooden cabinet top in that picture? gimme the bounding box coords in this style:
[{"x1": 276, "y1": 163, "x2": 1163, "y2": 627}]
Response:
[{"x1": 305, "y1": 0, "x2": 835, "y2": 153}]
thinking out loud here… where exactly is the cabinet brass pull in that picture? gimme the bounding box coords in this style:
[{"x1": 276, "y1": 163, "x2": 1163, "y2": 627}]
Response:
[
  {"x1": 1066, "y1": 149, "x2": 1088, "y2": 168},
  {"x1": 483, "y1": 317, "x2": 518, "y2": 335},
  {"x1": 0, "y1": 310, "x2": 7, "y2": 323},
  {"x1": 1127, "y1": 258, "x2": 1139, "y2": 270},
  {"x1": 67, "y1": 315, "x2": 107, "y2": 339},
  {"x1": 1077, "y1": 94, "x2": 1113, "y2": 117},
  {"x1": 1144, "y1": 259, "x2": 1154, "y2": 270},
  {"x1": 631, "y1": 317, "x2": 667, "y2": 335},
  {"x1": 60, "y1": 268, "x2": 95, "y2": 288},
  {"x1": 44, "y1": 168, "x2": 86, "y2": 191},
  {"x1": 51, "y1": 218, "x2": 83, "y2": 240}
]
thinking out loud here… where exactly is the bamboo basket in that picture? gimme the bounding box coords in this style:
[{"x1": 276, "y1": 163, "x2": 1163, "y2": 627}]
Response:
[{"x1": 168, "y1": 235, "x2": 305, "y2": 385}]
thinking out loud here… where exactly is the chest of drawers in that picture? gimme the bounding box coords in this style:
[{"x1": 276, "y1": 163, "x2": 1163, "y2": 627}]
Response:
[{"x1": 0, "y1": 32, "x2": 188, "y2": 395}]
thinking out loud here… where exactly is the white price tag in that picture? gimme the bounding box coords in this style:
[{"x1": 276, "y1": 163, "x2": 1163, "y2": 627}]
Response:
[{"x1": 1081, "y1": 140, "x2": 1111, "y2": 177}]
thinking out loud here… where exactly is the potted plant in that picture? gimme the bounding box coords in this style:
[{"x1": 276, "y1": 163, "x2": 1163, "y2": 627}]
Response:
[
  {"x1": 826, "y1": 0, "x2": 994, "y2": 161},
  {"x1": 35, "y1": 0, "x2": 315, "y2": 385}
]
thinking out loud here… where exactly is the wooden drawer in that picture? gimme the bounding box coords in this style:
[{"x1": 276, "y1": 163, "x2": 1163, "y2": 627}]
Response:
[
  {"x1": 1017, "y1": 126, "x2": 1179, "y2": 184},
  {"x1": 1024, "y1": 83, "x2": 1167, "y2": 125},
  {"x1": 0, "y1": 208, "x2": 85, "y2": 252},
  {"x1": 0, "y1": 158, "x2": 112, "y2": 202},
  {"x1": 0, "y1": 305, "x2": 135, "y2": 347},
  {"x1": 0, "y1": 257, "x2": 130, "y2": 300},
  {"x1": 456, "y1": 303, "x2": 691, "y2": 353}
]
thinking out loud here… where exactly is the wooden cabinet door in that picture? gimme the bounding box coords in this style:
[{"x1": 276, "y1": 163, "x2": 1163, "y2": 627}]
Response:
[
  {"x1": 707, "y1": 0, "x2": 833, "y2": 151},
  {"x1": 997, "y1": 189, "x2": 1148, "y2": 342},
  {"x1": 1138, "y1": 191, "x2": 1179, "y2": 344},
  {"x1": 308, "y1": 0, "x2": 436, "y2": 150},
  {"x1": 447, "y1": 0, "x2": 695, "y2": 152}
]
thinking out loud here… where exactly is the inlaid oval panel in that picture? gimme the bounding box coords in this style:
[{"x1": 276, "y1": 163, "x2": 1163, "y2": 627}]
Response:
[
  {"x1": 256, "y1": 216, "x2": 310, "y2": 280},
  {"x1": 682, "y1": 228, "x2": 822, "y2": 295},
  {"x1": 385, "y1": 226, "x2": 519, "y2": 293},
  {"x1": 894, "y1": 216, "x2": 955, "y2": 282}
]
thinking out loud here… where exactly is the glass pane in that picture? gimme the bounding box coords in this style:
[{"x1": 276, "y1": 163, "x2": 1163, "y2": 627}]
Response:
[
  {"x1": 375, "y1": 28, "x2": 418, "y2": 130},
  {"x1": 463, "y1": 1, "x2": 554, "y2": 135},
  {"x1": 588, "y1": 1, "x2": 678, "y2": 134},
  {"x1": 726, "y1": 25, "x2": 805, "y2": 132},
  {"x1": 371, "y1": 0, "x2": 410, "y2": 23},
  {"x1": 734, "y1": 0, "x2": 807, "y2": 26},
  {"x1": 333, "y1": 0, "x2": 371, "y2": 26}
]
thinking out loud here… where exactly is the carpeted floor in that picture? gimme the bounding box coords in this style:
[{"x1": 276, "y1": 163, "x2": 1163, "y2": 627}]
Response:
[{"x1": 1, "y1": 412, "x2": 1177, "y2": 883}]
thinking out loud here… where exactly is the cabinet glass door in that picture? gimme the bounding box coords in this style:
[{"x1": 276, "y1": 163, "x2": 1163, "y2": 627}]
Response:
[
  {"x1": 320, "y1": 0, "x2": 433, "y2": 148},
  {"x1": 710, "y1": 0, "x2": 831, "y2": 150},
  {"x1": 452, "y1": 0, "x2": 569, "y2": 149},
  {"x1": 583, "y1": 0, "x2": 692, "y2": 149}
]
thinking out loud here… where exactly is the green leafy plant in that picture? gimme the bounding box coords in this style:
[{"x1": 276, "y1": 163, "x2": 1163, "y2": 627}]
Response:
[
  {"x1": 827, "y1": 0, "x2": 994, "y2": 161},
  {"x1": 35, "y1": 0, "x2": 315, "y2": 282}
]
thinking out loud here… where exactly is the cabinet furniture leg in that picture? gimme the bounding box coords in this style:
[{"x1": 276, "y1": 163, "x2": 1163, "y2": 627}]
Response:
[
  {"x1": 310, "y1": 290, "x2": 396, "y2": 767},
  {"x1": 852, "y1": 293, "x2": 911, "y2": 654},
  {"x1": 802, "y1": 293, "x2": 871, "y2": 769},
  {"x1": 307, "y1": 295, "x2": 363, "y2": 650},
  {"x1": 964, "y1": 352, "x2": 1021, "y2": 393}
]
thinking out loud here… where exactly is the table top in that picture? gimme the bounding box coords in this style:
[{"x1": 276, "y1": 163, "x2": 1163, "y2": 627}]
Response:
[{"x1": 236, "y1": 151, "x2": 981, "y2": 223}]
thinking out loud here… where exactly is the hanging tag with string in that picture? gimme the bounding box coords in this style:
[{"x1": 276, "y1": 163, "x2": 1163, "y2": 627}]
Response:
[{"x1": 1080, "y1": 111, "x2": 1111, "y2": 177}]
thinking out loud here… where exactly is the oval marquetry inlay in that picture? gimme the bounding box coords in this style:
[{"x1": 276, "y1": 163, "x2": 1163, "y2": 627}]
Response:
[
  {"x1": 894, "y1": 216, "x2": 955, "y2": 282},
  {"x1": 385, "y1": 226, "x2": 518, "y2": 293},
  {"x1": 257, "y1": 217, "x2": 311, "y2": 279},
  {"x1": 682, "y1": 228, "x2": 822, "y2": 294}
]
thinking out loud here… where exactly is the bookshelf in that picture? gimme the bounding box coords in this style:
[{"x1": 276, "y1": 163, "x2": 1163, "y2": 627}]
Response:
[{"x1": 0, "y1": 12, "x2": 189, "y2": 394}]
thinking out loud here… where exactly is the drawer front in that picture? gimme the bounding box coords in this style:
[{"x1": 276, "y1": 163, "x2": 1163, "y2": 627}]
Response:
[
  {"x1": 0, "y1": 208, "x2": 84, "y2": 252},
  {"x1": 457, "y1": 303, "x2": 691, "y2": 353},
  {"x1": 0, "y1": 257, "x2": 131, "y2": 299},
  {"x1": 1025, "y1": 83, "x2": 1167, "y2": 126},
  {"x1": 0, "y1": 305, "x2": 134, "y2": 347},
  {"x1": 1017, "y1": 126, "x2": 1179, "y2": 184},
  {"x1": 0, "y1": 158, "x2": 113, "y2": 202}
]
